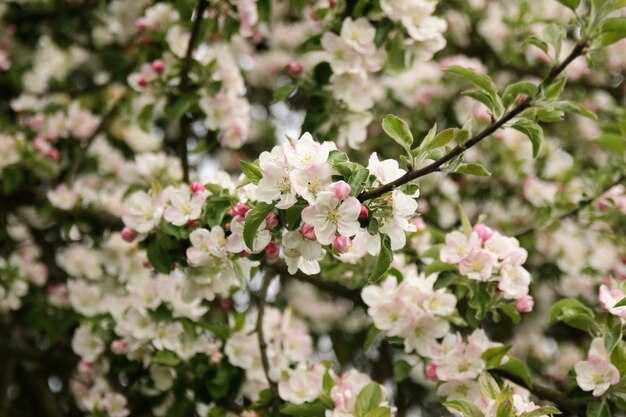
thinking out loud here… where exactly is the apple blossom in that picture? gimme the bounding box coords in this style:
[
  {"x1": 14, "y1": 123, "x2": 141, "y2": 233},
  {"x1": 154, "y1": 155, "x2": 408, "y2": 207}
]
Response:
[{"x1": 301, "y1": 191, "x2": 361, "y2": 245}]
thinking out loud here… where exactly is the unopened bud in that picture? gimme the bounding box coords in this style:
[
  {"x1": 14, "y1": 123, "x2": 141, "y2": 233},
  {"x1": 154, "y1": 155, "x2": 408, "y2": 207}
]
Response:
[
  {"x1": 333, "y1": 235, "x2": 352, "y2": 254},
  {"x1": 302, "y1": 224, "x2": 316, "y2": 240},
  {"x1": 120, "y1": 227, "x2": 136, "y2": 242},
  {"x1": 331, "y1": 181, "x2": 351, "y2": 200}
]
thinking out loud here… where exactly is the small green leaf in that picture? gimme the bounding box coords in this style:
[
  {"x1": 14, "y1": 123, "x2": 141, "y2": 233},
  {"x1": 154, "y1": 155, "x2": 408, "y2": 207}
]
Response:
[
  {"x1": 147, "y1": 239, "x2": 172, "y2": 274},
  {"x1": 496, "y1": 399, "x2": 515, "y2": 417},
  {"x1": 521, "y1": 406, "x2": 562, "y2": 417},
  {"x1": 502, "y1": 82, "x2": 537, "y2": 108},
  {"x1": 599, "y1": 18, "x2": 626, "y2": 47},
  {"x1": 455, "y1": 163, "x2": 491, "y2": 177},
  {"x1": 556, "y1": 0, "x2": 580, "y2": 11},
  {"x1": 239, "y1": 160, "x2": 263, "y2": 184},
  {"x1": 355, "y1": 383, "x2": 383, "y2": 417},
  {"x1": 349, "y1": 168, "x2": 371, "y2": 197},
  {"x1": 364, "y1": 408, "x2": 391, "y2": 417},
  {"x1": 167, "y1": 92, "x2": 198, "y2": 119},
  {"x1": 604, "y1": 323, "x2": 623, "y2": 353},
  {"x1": 549, "y1": 298, "x2": 596, "y2": 332},
  {"x1": 281, "y1": 402, "x2": 327, "y2": 417},
  {"x1": 511, "y1": 119, "x2": 544, "y2": 157},
  {"x1": 492, "y1": 357, "x2": 534, "y2": 388},
  {"x1": 152, "y1": 350, "x2": 181, "y2": 366},
  {"x1": 382, "y1": 114, "x2": 414, "y2": 151},
  {"x1": 243, "y1": 203, "x2": 274, "y2": 250},
  {"x1": 615, "y1": 297, "x2": 626, "y2": 307},
  {"x1": 500, "y1": 304, "x2": 522, "y2": 324},
  {"x1": 482, "y1": 345, "x2": 511, "y2": 368},
  {"x1": 527, "y1": 35, "x2": 549, "y2": 53},
  {"x1": 445, "y1": 65, "x2": 498, "y2": 98},
  {"x1": 595, "y1": 134, "x2": 625, "y2": 155},
  {"x1": 477, "y1": 373, "x2": 501, "y2": 400},
  {"x1": 543, "y1": 23, "x2": 566, "y2": 61},
  {"x1": 443, "y1": 400, "x2": 485, "y2": 417},
  {"x1": 426, "y1": 128, "x2": 458, "y2": 149},
  {"x1": 587, "y1": 400, "x2": 611, "y2": 417},
  {"x1": 368, "y1": 235, "x2": 392, "y2": 283},
  {"x1": 364, "y1": 325, "x2": 380, "y2": 351},
  {"x1": 274, "y1": 84, "x2": 297, "y2": 101},
  {"x1": 393, "y1": 360, "x2": 413, "y2": 382}
]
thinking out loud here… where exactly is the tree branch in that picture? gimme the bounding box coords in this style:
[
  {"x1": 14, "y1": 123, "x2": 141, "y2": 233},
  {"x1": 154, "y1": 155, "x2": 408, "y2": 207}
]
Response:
[
  {"x1": 256, "y1": 271, "x2": 280, "y2": 404},
  {"x1": 176, "y1": 0, "x2": 209, "y2": 183},
  {"x1": 357, "y1": 42, "x2": 588, "y2": 202}
]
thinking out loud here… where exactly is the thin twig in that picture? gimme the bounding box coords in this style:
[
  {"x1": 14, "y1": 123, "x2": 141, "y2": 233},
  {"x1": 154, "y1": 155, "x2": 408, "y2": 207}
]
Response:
[
  {"x1": 514, "y1": 172, "x2": 626, "y2": 238},
  {"x1": 256, "y1": 272, "x2": 280, "y2": 403},
  {"x1": 358, "y1": 42, "x2": 588, "y2": 202},
  {"x1": 176, "y1": 0, "x2": 209, "y2": 183}
]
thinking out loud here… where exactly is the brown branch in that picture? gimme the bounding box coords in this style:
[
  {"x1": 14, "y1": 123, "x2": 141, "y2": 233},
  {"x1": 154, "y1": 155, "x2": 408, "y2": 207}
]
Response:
[
  {"x1": 256, "y1": 271, "x2": 280, "y2": 404},
  {"x1": 514, "y1": 172, "x2": 626, "y2": 238},
  {"x1": 357, "y1": 42, "x2": 588, "y2": 202},
  {"x1": 176, "y1": 0, "x2": 209, "y2": 183}
]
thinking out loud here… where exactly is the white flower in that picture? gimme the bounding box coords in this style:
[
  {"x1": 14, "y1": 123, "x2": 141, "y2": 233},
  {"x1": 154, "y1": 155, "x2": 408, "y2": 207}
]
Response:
[
  {"x1": 498, "y1": 265, "x2": 531, "y2": 299},
  {"x1": 340, "y1": 18, "x2": 376, "y2": 55},
  {"x1": 122, "y1": 191, "x2": 163, "y2": 234},
  {"x1": 435, "y1": 345, "x2": 485, "y2": 381},
  {"x1": 282, "y1": 230, "x2": 325, "y2": 275},
  {"x1": 290, "y1": 164, "x2": 333, "y2": 204},
  {"x1": 367, "y1": 153, "x2": 406, "y2": 185},
  {"x1": 283, "y1": 132, "x2": 333, "y2": 170},
  {"x1": 47, "y1": 184, "x2": 78, "y2": 210},
  {"x1": 379, "y1": 190, "x2": 419, "y2": 250},
  {"x1": 72, "y1": 325, "x2": 104, "y2": 362},
  {"x1": 440, "y1": 231, "x2": 480, "y2": 264},
  {"x1": 256, "y1": 147, "x2": 298, "y2": 209},
  {"x1": 402, "y1": 313, "x2": 450, "y2": 355},
  {"x1": 437, "y1": 380, "x2": 480, "y2": 402},
  {"x1": 278, "y1": 365, "x2": 325, "y2": 404},
  {"x1": 166, "y1": 25, "x2": 190, "y2": 58},
  {"x1": 575, "y1": 356, "x2": 620, "y2": 397},
  {"x1": 186, "y1": 226, "x2": 227, "y2": 267},
  {"x1": 458, "y1": 248, "x2": 497, "y2": 281},
  {"x1": 321, "y1": 32, "x2": 362, "y2": 75},
  {"x1": 0, "y1": 135, "x2": 20, "y2": 169},
  {"x1": 301, "y1": 191, "x2": 361, "y2": 245},
  {"x1": 163, "y1": 186, "x2": 207, "y2": 226}
]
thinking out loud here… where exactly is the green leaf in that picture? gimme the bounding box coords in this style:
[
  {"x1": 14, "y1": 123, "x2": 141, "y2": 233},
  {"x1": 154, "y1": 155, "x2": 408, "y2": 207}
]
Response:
[
  {"x1": 239, "y1": 160, "x2": 263, "y2": 184},
  {"x1": 599, "y1": 18, "x2": 626, "y2": 47},
  {"x1": 500, "y1": 304, "x2": 521, "y2": 324},
  {"x1": 281, "y1": 403, "x2": 327, "y2": 417},
  {"x1": 364, "y1": 325, "x2": 380, "y2": 351},
  {"x1": 426, "y1": 128, "x2": 458, "y2": 149},
  {"x1": 511, "y1": 119, "x2": 544, "y2": 157},
  {"x1": 611, "y1": 342, "x2": 626, "y2": 375},
  {"x1": 393, "y1": 360, "x2": 413, "y2": 382},
  {"x1": 455, "y1": 163, "x2": 491, "y2": 177},
  {"x1": 521, "y1": 406, "x2": 561, "y2": 417},
  {"x1": 274, "y1": 84, "x2": 297, "y2": 101},
  {"x1": 167, "y1": 92, "x2": 198, "y2": 119},
  {"x1": 502, "y1": 82, "x2": 537, "y2": 108},
  {"x1": 496, "y1": 399, "x2": 515, "y2": 417},
  {"x1": 152, "y1": 350, "x2": 181, "y2": 366},
  {"x1": 556, "y1": 100, "x2": 598, "y2": 121},
  {"x1": 605, "y1": 324, "x2": 623, "y2": 353},
  {"x1": 527, "y1": 35, "x2": 549, "y2": 53},
  {"x1": 382, "y1": 114, "x2": 413, "y2": 151},
  {"x1": 369, "y1": 235, "x2": 392, "y2": 283},
  {"x1": 364, "y1": 408, "x2": 391, "y2": 417},
  {"x1": 556, "y1": 0, "x2": 580, "y2": 11},
  {"x1": 348, "y1": 168, "x2": 371, "y2": 197},
  {"x1": 323, "y1": 370, "x2": 335, "y2": 393},
  {"x1": 243, "y1": 203, "x2": 274, "y2": 250},
  {"x1": 482, "y1": 345, "x2": 511, "y2": 368},
  {"x1": 616, "y1": 297, "x2": 626, "y2": 307},
  {"x1": 424, "y1": 260, "x2": 457, "y2": 275},
  {"x1": 587, "y1": 400, "x2": 611, "y2": 417},
  {"x1": 147, "y1": 239, "x2": 172, "y2": 274},
  {"x1": 443, "y1": 400, "x2": 485, "y2": 417},
  {"x1": 355, "y1": 383, "x2": 383, "y2": 417},
  {"x1": 492, "y1": 357, "x2": 534, "y2": 388},
  {"x1": 543, "y1": 23, "x2": 566, "y2": 61},
  {"x1": 445, "y1": 66, "x2": 498, "y2": 98},
  {"x1": 549, "y1": 298, "x2": 596, "y2": 332},
  {"x1": 284, "y1": 203, "x2": 307, "y2": 230},
  {"x1": 478, "y1": 373, "x2": 501, "y2": 400},
  {"x1": 458, "y1": 204, "x2": 473, "y2": 235},
  {"x1": 595, "y1": 134, "x2": 625, "y2": 155},
  {"x1": 545, "y1": 77, "x2": 567, "y2": 100}
]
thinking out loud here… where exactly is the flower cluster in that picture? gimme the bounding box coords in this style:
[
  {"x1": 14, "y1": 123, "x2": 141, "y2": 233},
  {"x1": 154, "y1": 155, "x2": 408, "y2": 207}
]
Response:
[{"x1": 441, "y1": 224, "x2": 533, "y2": 305}]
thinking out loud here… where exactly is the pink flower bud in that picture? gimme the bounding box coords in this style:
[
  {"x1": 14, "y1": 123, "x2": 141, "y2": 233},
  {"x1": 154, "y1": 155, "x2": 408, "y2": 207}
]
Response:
[
  {"x1": 473, "y1": 223, "x2": 494, "y2": 242},
  {"x1": 331, "y1": 181, "x2": 351, "y2": 200},
  {"x1": 302, "y1": 224, "x2": 316, "y2": 240},
  {"x1": 231, "y1": 203, "x2": 250, "y2": 218},
  {"x1": 265, "y1": 212, "x2": 279, "y2": 229},
  {"x1": 265, "y1": 242, "x2": 279, "y2": 260},
  {"x1": 359, "y1": 204, "x2": 369, "y2": 219},
  {"x1": 333, "y1": 235, "x2": 352, "y2": 254},
  {"x1": 187, "y1": 219, "x2": 197, "y2": 228},
  {"x1": 411, "y1": 217, "x2": 426, "y2": 231},
  {"x1": 516, "y1": 295, "x2": 534, "y2": 313},
  {"x1": 111, "y1": 340, "x2": 128, "y2": 355},
  {"x1": 285, "y1": 60, "x2": 303, "y2": 75},
  {"x1": 120, "y1": 227, "x2": 136, "y2": 242},
  {"x1": 152, "y1": 59, "x2": 165, "y2": 73},
  {"x1": 190, "y1": 181, "x2": 205, "y2": 193},
  {"x1": 47, "y1": 148, "x2": 60, "y2": 161},
  {"x1": 135, "y1": 18, "x2": 148, "y2": 31},
  {"x1": 137, "y1": 77, "x2": 149, "y2": 88},
  {"x1": 426, "y1": 362, "x2": 438, "y2": 381}
]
